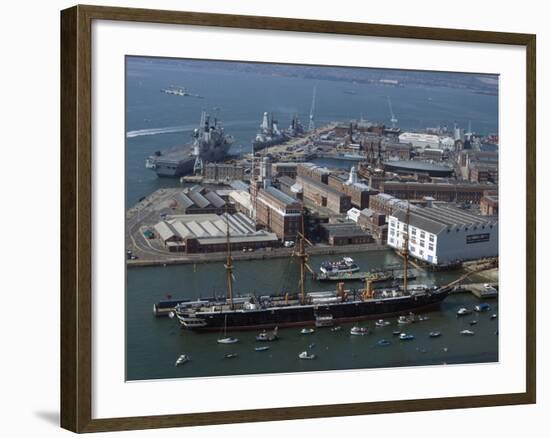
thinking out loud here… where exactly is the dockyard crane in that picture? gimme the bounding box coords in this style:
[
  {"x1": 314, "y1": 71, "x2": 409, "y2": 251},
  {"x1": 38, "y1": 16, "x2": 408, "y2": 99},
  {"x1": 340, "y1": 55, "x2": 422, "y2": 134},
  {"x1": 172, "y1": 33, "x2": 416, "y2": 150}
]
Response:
[
  {"x1": 308, "y1": 85, "x2": 317, "y2": 132},
  {"x1": 387, "y1": 96, "x2": 398, "y2": 128},
  {"x1": 193, "y1": 111, "x2": 207, "y2": 174}
]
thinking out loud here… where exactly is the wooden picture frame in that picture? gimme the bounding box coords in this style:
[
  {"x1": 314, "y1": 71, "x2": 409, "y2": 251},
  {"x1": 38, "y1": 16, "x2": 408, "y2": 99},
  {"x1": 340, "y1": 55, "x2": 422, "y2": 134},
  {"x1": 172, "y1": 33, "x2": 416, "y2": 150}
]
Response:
[{"x1": 60, "y1": 4, "x2": 536, "y2": 433}]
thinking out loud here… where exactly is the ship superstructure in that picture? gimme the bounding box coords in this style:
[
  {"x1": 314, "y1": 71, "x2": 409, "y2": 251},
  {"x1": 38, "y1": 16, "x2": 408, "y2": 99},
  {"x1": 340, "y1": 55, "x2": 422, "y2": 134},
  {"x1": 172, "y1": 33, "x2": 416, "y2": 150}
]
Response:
[
  {"x1": 145, "y1": 111, "x2": 234, "y2": 177},
  {"x1": 252, "y1": 112, "x2": 289, "y2": 151}
]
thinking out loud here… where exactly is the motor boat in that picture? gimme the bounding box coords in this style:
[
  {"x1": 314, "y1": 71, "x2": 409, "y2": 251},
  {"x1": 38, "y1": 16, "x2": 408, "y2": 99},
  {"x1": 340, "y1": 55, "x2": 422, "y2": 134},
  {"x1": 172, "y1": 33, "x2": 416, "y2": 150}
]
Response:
[
  {"x1": 298, "y1": 351, "x2": 316, "y2": 360},
  {"x1": 350, "y1": 326, "x2": 369, "y2": 336}
]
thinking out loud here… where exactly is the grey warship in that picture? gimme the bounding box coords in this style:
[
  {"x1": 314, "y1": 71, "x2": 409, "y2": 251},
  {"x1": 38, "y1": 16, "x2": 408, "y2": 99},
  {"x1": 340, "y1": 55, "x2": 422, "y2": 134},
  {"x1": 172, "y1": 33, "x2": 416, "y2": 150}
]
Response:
[{"x1": 145, "y1": 111, "x2": 234, "y2": 177}]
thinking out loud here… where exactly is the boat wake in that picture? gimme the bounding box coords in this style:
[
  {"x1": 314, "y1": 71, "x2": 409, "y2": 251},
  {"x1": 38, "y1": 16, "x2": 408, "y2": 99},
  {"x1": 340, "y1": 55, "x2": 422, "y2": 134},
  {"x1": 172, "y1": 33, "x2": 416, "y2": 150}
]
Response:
[
  {"x1": 126, "y1": 125, "x2": 196, "y2": 138},
  {"x1": 126, "y1": 120, "x2": 257, "y2": 139}
]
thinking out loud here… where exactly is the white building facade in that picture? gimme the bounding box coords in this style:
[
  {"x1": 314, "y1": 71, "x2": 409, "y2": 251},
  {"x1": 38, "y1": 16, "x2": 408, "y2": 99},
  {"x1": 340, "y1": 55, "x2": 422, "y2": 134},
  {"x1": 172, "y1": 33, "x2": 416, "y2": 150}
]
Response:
[
  {"x1": 387, "y1": 204, "x2": 498, "y2": 265},
  {"x1": 398, "y1": 132, "x2": 441, "y2": 149}
]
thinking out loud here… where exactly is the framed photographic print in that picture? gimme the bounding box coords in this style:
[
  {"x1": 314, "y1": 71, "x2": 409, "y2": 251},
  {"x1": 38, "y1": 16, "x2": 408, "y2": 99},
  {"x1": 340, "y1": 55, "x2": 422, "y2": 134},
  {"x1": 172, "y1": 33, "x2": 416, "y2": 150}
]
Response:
[{"x1": 60, "y1": 4, "x2": 536, "y2": 433}]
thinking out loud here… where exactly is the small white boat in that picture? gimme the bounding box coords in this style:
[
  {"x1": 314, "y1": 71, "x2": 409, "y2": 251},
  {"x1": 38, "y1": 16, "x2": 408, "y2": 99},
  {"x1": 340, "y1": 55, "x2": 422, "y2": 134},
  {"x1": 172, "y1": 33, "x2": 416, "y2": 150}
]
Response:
[
  {"x1": 377, "y1": 339, "x2": 391, "y2": 346},
  {"x1": 469, "y1": 320, "x2": 478, "y2": 326},
  {"x1": 254, "y1": 346, "x2": 270, "y2": 352},
  {"x1": 175, "y1": 354, "x2": 190, "y2": 366},
  {"x1": 217, "y1": 337, "x2": 239, "y2": 344},
  {"x1": 300, "y1": 328, "x2": 315, "y2": 335},
  {"x1": 224, "y1": 352, "x2": 238, "y2": 359},
  {"x1": 375, "y1": 319, "x2": 391, "y2": 327},
  {"x1": 330, "y1": 326, "x2": 342, "y2": 332},
  {"x1": 350, "y1": 326, "x2": 369, "y2": 336},
  {"x1": 397, "y1": 314, "x2": 415, "y2": 324},
  {"x1": 429, "y1": 331, "x2": 441, "y2": 338},
  {"x1": 490, "y1": 313, "x2": 498, "y2": 319},
  {"x1": 399, "y1": 333, "x2": 415, "y2": 341},
  {"x1": 460, "y1": 329, "x2": 475, "y2": 336},
  {"x1": 298, "y1": 351, "x2": 316, "y2": 360},
  {"x1": 418, "y1": 315, "x2": 430, "y2": 322},
  {"x1": 457, "y1": 307, "x2": 471, "y2": 316}
]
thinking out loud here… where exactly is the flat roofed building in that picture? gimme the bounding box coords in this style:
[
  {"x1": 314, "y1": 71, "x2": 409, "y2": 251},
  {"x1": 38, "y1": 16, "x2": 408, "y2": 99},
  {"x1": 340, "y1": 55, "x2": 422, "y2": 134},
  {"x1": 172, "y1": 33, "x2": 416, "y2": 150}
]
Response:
[
  {"x1": 387, "y1": 204, "x2": 498, "y2": 265},
  {"x1": 320, "y1": 222, "x2": 374, "y2": 246}
]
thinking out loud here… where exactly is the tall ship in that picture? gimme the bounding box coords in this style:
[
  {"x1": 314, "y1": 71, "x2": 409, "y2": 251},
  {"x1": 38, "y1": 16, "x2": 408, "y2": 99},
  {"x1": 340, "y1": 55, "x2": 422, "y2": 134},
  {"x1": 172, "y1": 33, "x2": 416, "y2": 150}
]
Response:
[
  {"x1": 174, "y1": 208, "x2": 451, "y2": 332},
  {"x1": 252, "y1": 112, "x2": 290, "y2": 151},
  {"x1": 145, "y1": 111, "x2": 234, "y2": 177}
]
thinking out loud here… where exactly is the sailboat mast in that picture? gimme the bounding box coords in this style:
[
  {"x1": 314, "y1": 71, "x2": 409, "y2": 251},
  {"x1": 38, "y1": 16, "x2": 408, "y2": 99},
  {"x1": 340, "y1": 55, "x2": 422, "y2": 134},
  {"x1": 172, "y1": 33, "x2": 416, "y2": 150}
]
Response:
[
  {"x1": 298, "y1": 213, "x2": 306, "y2": 305},
  {"x1": 225, "y1": 214, "x2": 234, "y2": 310},
  {"x1": 402, "y1": 202, "x2": 410, "y2": 292}
]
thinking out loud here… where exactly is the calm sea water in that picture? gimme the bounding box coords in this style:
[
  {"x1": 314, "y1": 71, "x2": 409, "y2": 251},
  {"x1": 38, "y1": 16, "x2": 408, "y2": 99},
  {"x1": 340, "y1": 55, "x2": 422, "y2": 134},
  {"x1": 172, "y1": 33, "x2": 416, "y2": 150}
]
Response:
[
  {"x1": 126, "y1": 251, "x2": 498, "y2": 380},
  {"x1": 125, "y1": 59, "x2": 498, "y2": 380}
]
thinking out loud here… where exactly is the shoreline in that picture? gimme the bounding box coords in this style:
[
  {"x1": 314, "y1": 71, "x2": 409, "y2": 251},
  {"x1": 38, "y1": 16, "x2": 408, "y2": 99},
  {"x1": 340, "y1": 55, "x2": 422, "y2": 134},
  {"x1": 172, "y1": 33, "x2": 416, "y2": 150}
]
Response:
[{"x1": 127, "y1": 242, "x2": 387, "y2": 267}]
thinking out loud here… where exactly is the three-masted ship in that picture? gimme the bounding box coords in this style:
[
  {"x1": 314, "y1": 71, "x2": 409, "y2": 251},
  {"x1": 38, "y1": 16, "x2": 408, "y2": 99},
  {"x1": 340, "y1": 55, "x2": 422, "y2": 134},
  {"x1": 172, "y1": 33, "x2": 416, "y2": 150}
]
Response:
[{"x1": 175, "y1": 206, "x2": 450, "y2": 332}]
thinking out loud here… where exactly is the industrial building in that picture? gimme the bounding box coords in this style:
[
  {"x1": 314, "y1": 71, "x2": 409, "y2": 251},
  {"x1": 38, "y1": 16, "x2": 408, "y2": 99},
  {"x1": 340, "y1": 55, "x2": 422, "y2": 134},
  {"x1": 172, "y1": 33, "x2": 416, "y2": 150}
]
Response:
[
  {"x1": 272, "y1": 162, "x2": 298, "y2": 179},
  {"x1": 369, "y1": 193, "x2": 410, "y2": 216},
  {"x1": 252, "y1": 157, "x2": 304, "y2": 241},
  {"x1": 228, "y1": 190, "x2": 254, "y2": 217},
  {"x1": 387, "y1": 204, "x2": 498, "y2": 265},
  {"x1": 382, "y1": 160, "x2": 454, "y2": 178},
  {"x1": 297, "y1": 173, "x2": 352, "y2": 214},
  {"x1": 173, "y1": 186, "x2": 231, "y2": 214},
  {"x1": 327, "y1": 167, "x2": 378, "y2": 209},
  {"x1": 398, "y1": 132, "x2": 441, "y2": 149},
  {"x1": 347, "y1": 207, "x2": 388, "y2": 243},
  {"x1": 296, "y1": 163, "x2": 331, "y2": 184},
  {"x1": 469, "y1": 163, "x2": 498, "y2": 184},
  {"x1": 380, "y1": 181, "x2": 497, "y2": 204},
  {"x1": 203, "y1": 163, "x2": 246, "y2": 181},
  {"x1": 153, "y1": 213, "x2": 279, "y2": 253},
  {"x1": 256, "y1": 185, "x2": 303, "y2": 241},
  {"x1": 480, "y1": 194, "x2": 499, "y2": 216},
  {"x1": 319, "y1": 222, "x2": 374, "y2": 246}
]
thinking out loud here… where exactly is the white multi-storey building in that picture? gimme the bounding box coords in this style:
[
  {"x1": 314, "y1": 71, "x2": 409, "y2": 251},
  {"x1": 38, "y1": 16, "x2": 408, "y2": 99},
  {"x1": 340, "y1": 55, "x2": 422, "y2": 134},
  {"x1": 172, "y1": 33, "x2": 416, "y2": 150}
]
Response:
[
  {"x1": 387, "y1": 204, "x2": 498, "y2": 265},
  {"x1": 398, "y1": 132, "x2": 441, "y2": 149}
]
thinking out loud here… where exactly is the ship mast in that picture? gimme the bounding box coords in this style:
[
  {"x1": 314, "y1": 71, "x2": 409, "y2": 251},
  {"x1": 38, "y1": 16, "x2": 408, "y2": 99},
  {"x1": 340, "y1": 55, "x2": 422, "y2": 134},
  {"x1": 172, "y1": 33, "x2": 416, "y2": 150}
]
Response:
[
  {"x1": 225, "y1": 213, "x2": 234, "y2": 310},
  {"x1": 297, "y1": 213, "x2": 308, "y2": 305},
  {"x1": 402, "y1": 201, "x2": 410, "y2": 292}
]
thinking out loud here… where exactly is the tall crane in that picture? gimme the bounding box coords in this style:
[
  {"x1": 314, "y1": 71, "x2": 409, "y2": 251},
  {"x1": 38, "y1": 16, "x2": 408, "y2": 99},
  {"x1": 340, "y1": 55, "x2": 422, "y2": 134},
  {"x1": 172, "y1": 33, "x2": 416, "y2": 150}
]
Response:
[
  {"x1": 193, "y1": 111, "x2": 207, "y2": 174},
  {"x1": 308, "y1": 85, "x2": 317, "y2": 132},
  {"x1": 386, "y1": 96, "x2": 398, "y2": 128}
]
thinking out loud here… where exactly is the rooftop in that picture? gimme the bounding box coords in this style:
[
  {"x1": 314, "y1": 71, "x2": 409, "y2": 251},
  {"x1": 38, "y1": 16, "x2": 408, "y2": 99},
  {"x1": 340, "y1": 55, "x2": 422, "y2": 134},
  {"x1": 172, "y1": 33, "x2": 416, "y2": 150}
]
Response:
[
  {"x1": 263, "y1": 185, "x2": 301, "y2": 206},
  {"x1": 298, "y1": 174, "x2": 349, "y2": 198},
  {"x1": 391, "y1": 204, "x2": 497, "y2": 235},
  {"x1": 156, "y1": 212, "x2": 278, "y2": 243}
]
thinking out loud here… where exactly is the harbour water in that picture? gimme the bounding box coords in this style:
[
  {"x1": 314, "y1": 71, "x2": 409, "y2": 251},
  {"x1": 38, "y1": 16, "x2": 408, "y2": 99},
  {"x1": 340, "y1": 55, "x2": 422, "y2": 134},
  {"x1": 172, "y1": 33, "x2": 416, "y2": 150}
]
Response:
[{"x1": 126, "y1": 250, "x2": 498, "y2": 380}]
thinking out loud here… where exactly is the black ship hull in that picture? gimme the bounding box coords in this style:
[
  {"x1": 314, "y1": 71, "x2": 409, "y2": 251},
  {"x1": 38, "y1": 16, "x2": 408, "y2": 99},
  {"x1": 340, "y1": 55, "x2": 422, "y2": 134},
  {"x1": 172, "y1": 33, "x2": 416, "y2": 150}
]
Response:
[{"x1": 178, "y1": 289, "x2": 449, "y2": 332}]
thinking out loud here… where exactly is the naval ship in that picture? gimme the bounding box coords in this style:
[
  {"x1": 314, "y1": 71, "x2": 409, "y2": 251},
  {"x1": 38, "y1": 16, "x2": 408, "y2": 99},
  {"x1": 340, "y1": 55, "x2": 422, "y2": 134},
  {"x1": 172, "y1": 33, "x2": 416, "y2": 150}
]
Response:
[
  {"x1": 173, "y1": 207, "x2": 451, "y2": 332},
  {"x1": 145, "y1": 111, "x2": 234, "y2": 177},
  {"x1": 252, "y1": 112, "x2": 290, "y2": 151}
]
